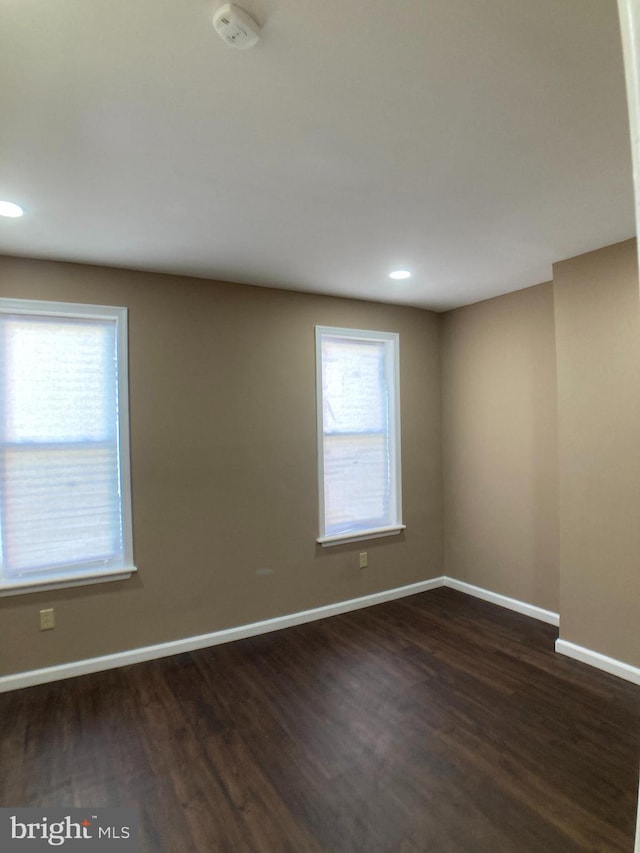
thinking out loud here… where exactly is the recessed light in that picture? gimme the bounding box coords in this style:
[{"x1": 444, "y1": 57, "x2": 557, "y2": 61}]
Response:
[
  {"x1": 0, "y1": 201, "x2": 24, "y2": 218},
  {"x1": 389, "y1": 270, "x2": 411, "y2": 280}
]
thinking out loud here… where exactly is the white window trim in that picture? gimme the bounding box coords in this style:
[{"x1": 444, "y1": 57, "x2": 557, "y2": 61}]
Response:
[
  {"x1": 317, "y1": 525, "x2": 406, "y2": 548},
  {"x1": 0, "y1": 297, "x2": 137, "y2": 595},
  {"x1": 0, "y1": 568, "x2": 135, "y2": 597},
  {"x1": 315, "y1": 325, "x2": 403, "y2": 547}
]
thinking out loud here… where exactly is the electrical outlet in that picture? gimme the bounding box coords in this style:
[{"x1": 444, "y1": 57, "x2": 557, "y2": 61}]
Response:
[
  {"x1": 359, "y1": 551, "x2": 368, "y2": 569},
  {"x1": 39, "y1": 608, "x2": 55, "y2": 631}
]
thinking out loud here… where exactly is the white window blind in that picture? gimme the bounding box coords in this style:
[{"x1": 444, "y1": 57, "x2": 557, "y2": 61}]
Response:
[
  {"x1": 0, "y1": 299, "x2": 135, "y2": 595},
  {"x1": 316, "y1": 326, "x2": 403, "y2": 546}
]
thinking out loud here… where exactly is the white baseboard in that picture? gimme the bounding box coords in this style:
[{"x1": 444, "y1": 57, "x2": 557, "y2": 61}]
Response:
[
  {"x1": 443, "y1": 577, "x2": 560, "y2": 626},
  {"x1": 5, "y1": 574, "x2": 638, "y2": 693},
  {"x1": 555, "y1": 639, "x2": 640, "y2": 686},
  {"x1": 0, "y1": 576, "x2": 445, "y2": 693}
]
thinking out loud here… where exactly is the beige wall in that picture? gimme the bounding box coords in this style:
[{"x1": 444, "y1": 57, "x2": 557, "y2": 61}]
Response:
[
  {"x1": 3, "y1": 238, "x2": 640, "y2": 678},
  {"x1": 0, "y1": 256, "x2": 443, "y2": 676},
  {"x1": 441, "y1": 283, "x2": 559, "y2": 612},
  {"x1": 554, "y1": 238, "x2": 640, "y2": 667}
]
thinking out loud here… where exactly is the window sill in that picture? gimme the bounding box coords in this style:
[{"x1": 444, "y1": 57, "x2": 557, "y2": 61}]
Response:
[
  {"x1": 0, "y1": 567, "x2": 137, "y2": 597},
  {"x1": 317, "y1": 525, "x2": 406, "y2": 548}
]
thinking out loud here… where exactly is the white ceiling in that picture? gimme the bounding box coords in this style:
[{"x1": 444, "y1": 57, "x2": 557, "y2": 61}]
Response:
[{"x1": 0, "y1": 0, "x2": 635, "y2": 311}]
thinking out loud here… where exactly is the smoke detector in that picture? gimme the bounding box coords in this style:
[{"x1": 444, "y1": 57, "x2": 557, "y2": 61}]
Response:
[{"x1": 213, "y1": 3, "x2": 260, "y2": 49}]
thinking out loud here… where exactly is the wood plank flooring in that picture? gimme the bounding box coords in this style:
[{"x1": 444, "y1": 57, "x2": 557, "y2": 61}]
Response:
[{"x1": 1, "y1": 587, "x2": 639, "y2": 852}]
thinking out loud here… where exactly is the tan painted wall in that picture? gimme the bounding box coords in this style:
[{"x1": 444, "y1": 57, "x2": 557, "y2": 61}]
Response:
[
  {"x1": 441, "y1": 283, "x2": 559, "y2": 612},
  {"x1": 3, "y1": 238, "x2": 639, "y2": 678},
  {"x1": 0, "y1": 256, "x2": 443, "y2": 676},
  {"x1": 554, "y1": 238, "x2": 640, "y2": 667}
]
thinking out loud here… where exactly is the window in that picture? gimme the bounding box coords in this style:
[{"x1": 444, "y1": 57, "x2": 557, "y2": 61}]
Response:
[
  {"x1": 0, "y1": 298, "x2": 135, "y2": 595},
  {"x1": 316, "y1": 326, "x2": 404, "y2": 546}
]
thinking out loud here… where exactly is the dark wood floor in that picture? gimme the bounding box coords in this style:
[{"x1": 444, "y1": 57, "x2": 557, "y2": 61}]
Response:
[{"x1": 1, "y1": 588, "x2": 639, "y2": 852}]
